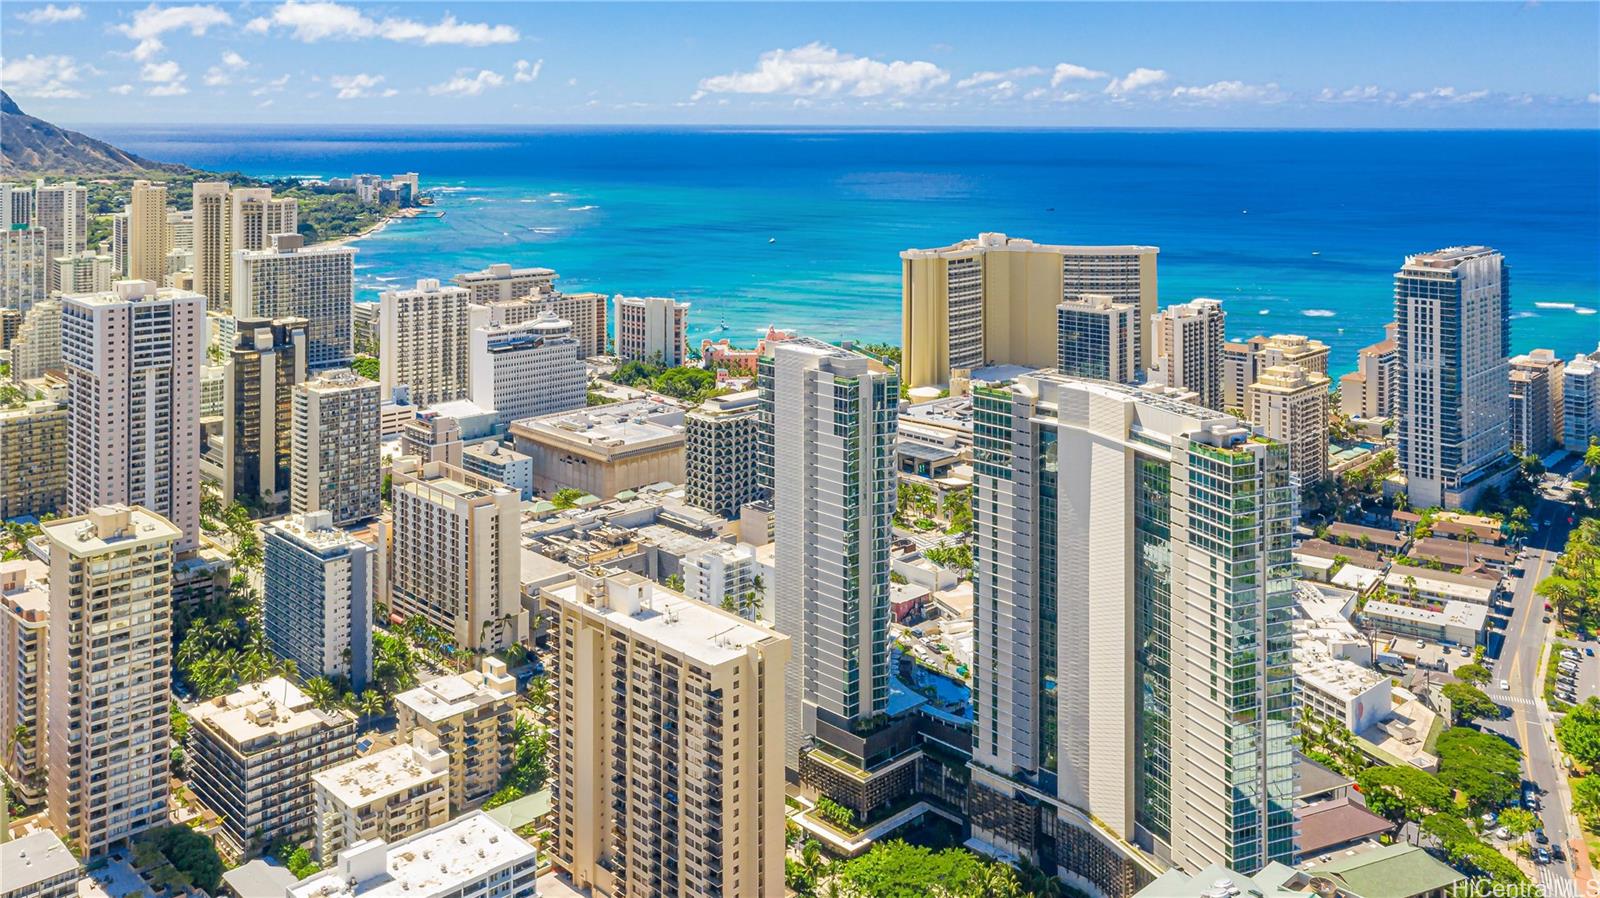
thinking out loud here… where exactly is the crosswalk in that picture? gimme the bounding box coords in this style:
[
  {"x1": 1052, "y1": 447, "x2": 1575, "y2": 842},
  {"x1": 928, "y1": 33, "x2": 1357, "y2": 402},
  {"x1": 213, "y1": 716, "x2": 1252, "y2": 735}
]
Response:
[{"x1": 1536, "y1": 863, "x2": 1578, "y2": 897}]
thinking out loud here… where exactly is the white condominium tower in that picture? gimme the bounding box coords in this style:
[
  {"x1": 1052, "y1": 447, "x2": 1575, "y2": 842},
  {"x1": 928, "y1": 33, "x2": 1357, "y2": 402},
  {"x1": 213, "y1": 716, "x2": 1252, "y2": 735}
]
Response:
[
  {"x1": 614, "y1": 294, "x2": 690, "y2": 365},
  {"x1": 968, "y1": 374, "x2": 1295, "y2": 893},
  {"x1": 1149, "y1": 298, "x2": 1226, "y2": 410},
  {"x1": 234, "y1": 233, "x2": 356, "y2": 370},
  {"x1": 1056, "y1": 293, "x2": 1142, "y2": 384},
  {"x1": 1508, "y1": 349, "x2": 1564, "y2": 457},
  {"x1": 292, "y1": 368, "x2": 382, "y2": 525},
  {"x1": 544, "y1": 568, "x2": 790, "y2": 898},
  {"x1": 901, "y1": 233, "x2": 1159, "y2": 387},
  {"x1": 230, "y1": 187, "x2": 298, "y2": 255},
  {"x1": 127, "y1": 180, "x2": 171, "y2": 283},
  {"x1": 379, "y1": 278, "x2": 471, "y2": 407},
  {"x1": 467, "y1": 309, "x2": 586, "y2": 428},
  {"x1": 55, "y1": 250, "x2": 116, "y2": 295},
  {"x1": 44, "y1": 506, "x2": 180, "y2": 856},
  {"x1": 1, "y1": 225, "x2": 48, "y2": 314},
  {"x1": 264, "y1": 511, "x2": 375, "y2": 691},
  {"x1": 1395, "y1": 247, "x2": 1511, "y2": 509},
  {"x1": 758, "y1": 338, "x2": 897, "y2": 770},
  {"x1": 62, "y1": 280, "x2": 204, "y2": 552},
  {"x1": 34, "y1": 181, "x2": 87, "y2": 292},
  {"x1": 1565, "y1": 349, "x2": 1600, "y2": 449}
]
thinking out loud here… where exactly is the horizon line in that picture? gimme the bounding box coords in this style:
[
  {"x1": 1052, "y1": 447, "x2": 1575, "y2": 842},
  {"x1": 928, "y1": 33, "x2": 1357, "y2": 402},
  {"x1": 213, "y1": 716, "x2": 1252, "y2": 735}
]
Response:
[{"x1": 65, "y1": 121, "x2": 1600, "y2": 134}]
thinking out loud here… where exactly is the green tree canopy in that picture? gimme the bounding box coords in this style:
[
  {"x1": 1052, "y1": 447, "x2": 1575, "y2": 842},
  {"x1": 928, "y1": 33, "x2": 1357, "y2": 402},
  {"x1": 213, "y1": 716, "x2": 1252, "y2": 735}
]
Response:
[
  {"x1": 1436, "y1": 727, "x2": 1520, "y2": 811},
  {"x1": 1440, "y1": 682, "x2": 1500, "y2": 725},
  {"x1": 1355, "y1": 765, "x2": 1450, "y2": 822},
  {"x1": 1557, "y1": 697, "x2": 1600, "y2": 768}
]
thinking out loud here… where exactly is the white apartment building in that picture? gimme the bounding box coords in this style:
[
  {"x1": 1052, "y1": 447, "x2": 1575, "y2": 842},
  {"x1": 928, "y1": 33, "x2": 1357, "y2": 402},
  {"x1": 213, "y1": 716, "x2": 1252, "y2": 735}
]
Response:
[
  {"x1": 759, "y1": 338, "x2": 897, "y2": 769},
  {"x1": 468, "y1": 310, "x2": 586, "y2": 428},
  {"x1": 2, "y1": 226, "x2": 48, "y2": 314},
  {"x1": 1, "y1": 182, "x2": 35, "y2": 228},
  {"x1": 1294, "y1": 650, "x2": 1391, "y2": 734},
  {"x1": 186, "y1": 677, "x2": 359, "y2": 856},
  {"x1": 0, "y1": 559, "x2": 49, "y2": 805},
  {"x1": 684, "y1": 390, "x2": 764, "y2": 518},
  {"x1": 110, "y1": 211, "x2": 129, "y2": 278},
  {"x1": 44, "y1": 506, "x2": 179, "y2": 856},
  {"x1": 1223, "y1": 334, "x2": 1331, "y2": 411},
  {"x1": 9, "y1": 299, "x2": 61, "y2": 382},
  {"x1": 230, "y1": 187, "x2": 298, "y2": 257},
  {"x1": 55, "y1": 250, "x2": 115, "y2": 295},
  {"x1": 1149, "y1": 298, "x2": 1226, "y2": 410},
  {"x1": 33, "y1": 182, "x2": 86, "y2": 292},
  {"x1": 544, "y1": 568, "x2": 790, "y2": 898},
  {"x1": 681, "y1": 541, "x2": 760, "y2": 618},
  {"x1": 234, "y1": 233, "x2": 356, "y2": 370},
  {"x1": 292, "y1": 368, "x2": 383, "y2": 525},
  {"x1": 460, "y1": 442, "x2": 534, "y2": 500},
  {"x1": 62, "y1": 280, "x2": 204, "y2": 551},
  {"x1": 264, "y1": 512, "x2": 376, "y2": 690},
  {"x1": 1247, "y1": 364, "x2": 1331, "y2": 491},
  {"x1": 613, "y1": 294, "x2": 689, "y2": 366},
  {"x1": 380, "y1": 278, "x2": 471, "y2": 407},
  {"x1": 0, "y1": 830, "x2": 81, "y2": 898},
  {"x1": 901, "y1": 233, "x2": 1160, "y2": 387},
  {"x1": 1565, "y1": 349, "x2": 1600, "y2": 449},
  {"x1": 127, "y1": 180, "x2": 170, "y2": 283},
  {"x1": 288, "y1": 813, "x2": 537, "y2": 898},
  {"x1": 1056, "y1": 293, "x2": 1141, "y2": 385},
  {"x1": 452, "y1": 262, "x2": 557, "y2": 303},
  {"x1": 394, "y1": 659, "x2": 517, "y2": 811},
  {"x1": 968, "y1": 374, "x2": 1296, "y2": 888},
  {"x1": 310, "y1": 731, "x2": 451, "y2": 864},
  {"x1": 467, "y1": 290, "x2": 610, "y2": 360},
  {"x1": 1339, "y1": 323, "x2": 1401, "y2": 421},
  {"x1": 389, "y1": 459, "x2": 523, "y2": 652},
  {"x1": 1509, "y1": 350, "x2": 1565, "y2": 456},
  {"x1": 1396, "y1": 247, "x2": 1511, "y2": 509}
]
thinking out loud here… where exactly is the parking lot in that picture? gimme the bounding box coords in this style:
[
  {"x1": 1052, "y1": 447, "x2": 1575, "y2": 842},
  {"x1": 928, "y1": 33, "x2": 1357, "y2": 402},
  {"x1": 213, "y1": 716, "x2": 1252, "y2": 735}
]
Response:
[{"x1": 1550, "y1": 639, "x2": 1600, "y2": 705}]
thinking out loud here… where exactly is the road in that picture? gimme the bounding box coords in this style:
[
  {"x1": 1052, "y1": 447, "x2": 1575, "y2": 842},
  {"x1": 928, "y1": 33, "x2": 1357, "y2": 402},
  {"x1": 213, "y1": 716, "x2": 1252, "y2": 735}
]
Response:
[{"x1": 1482, "y1": 471, "x2": 1582, "y2": 892}]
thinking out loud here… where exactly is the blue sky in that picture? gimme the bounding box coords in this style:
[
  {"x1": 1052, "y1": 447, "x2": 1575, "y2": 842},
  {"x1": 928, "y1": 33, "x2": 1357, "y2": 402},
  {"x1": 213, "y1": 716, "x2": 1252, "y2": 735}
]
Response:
[{"x1": 3, "y1": 2, "x2": 1598, "y2": 127}]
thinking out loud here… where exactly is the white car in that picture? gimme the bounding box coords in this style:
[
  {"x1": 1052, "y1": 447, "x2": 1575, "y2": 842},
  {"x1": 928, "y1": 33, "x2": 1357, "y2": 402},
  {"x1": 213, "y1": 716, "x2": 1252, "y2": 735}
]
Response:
[
  {"x1": 1501, "y1": 679, "x2": 1511, "y2": 690},
  {"x1": 1416, "y1": 639, "x2": 1426, "y2": 649}
]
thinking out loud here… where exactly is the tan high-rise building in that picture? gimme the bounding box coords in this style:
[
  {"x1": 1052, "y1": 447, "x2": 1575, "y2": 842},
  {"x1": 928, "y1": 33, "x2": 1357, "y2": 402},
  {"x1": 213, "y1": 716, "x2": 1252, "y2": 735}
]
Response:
[
  {"x1": 1338, "y1": 322, "x2": 1399, "y2": 420},
  {"x1": 393, "y1": 658, "x2": 516, "y2": 812},
  {"x1": 1, "y1": 558, "x2": 50, "y2": 805},
  {"x1": 292, "y1": 369, "x2": 382, "y2": 525},
  {"x1": 2, "y1": 225, "x2": 49, "y2": 314},
  {"x1": 1509, "y1": 350, "x2": 1565, "y2": 457},
  {"x1": 127, "y1": 180, "x2": 171, "y2": 283},
  {"x1": 379, "y1": 278, "x2": 471, "y2": 407},
  {"x1": 229, "y1": 188, "x2": 298, "y2": 256},
  {"x1": 901, "y1": 233, "x2": 1159, "y2": 387},
  {"x1": 62, "y1": 280, "x2": 204, "y2": 552},
  {"x1": 1247, "y1": 364, "x2": 1331, "y2": 490},
  {"x1": 388, "y1": 458, "x2": 523, "y2": 651},
  {"x1": 33, "y1": 181, "x2": 87, "y2": 292},
  {"x1": 55, "y1": 250, "x2": 115, "y2": 295},
  {"x1": 1150, "y1": 298, "x2": 1226, "y2": 410},
  {"x1": 192, "y1": 181, "x2": 231, "y2": 310},
  {"x1": 234, "y1": 234, "x2": 356, "y2": 370},
  {"x1": 10, "y1": 299, "x2": 62, "y2": 382},
  {"x1": 1222, "y1": 334, "x2": 1331, "y2": 411},
  {"x1": 469, "y1": 289, "x2": 609, "y2": 359},
  {"x1": 45, "y1": 505, "x2": 179, "y2": 856},
  {"x1": 0, "y1": 398, "x2": 69, "y2": 520},
  {"x1": 310, "y1": 731, "x2": 451, "y2": 864},
  {"x1": 452, "y1": 262, "x2": 556, "y2": 303},
  {"x1": 544, "y1": 568, "x2": 790, "y2": 898},
  {"x1": 614, "y1": 294, "x2": 689, "y2": 365}
]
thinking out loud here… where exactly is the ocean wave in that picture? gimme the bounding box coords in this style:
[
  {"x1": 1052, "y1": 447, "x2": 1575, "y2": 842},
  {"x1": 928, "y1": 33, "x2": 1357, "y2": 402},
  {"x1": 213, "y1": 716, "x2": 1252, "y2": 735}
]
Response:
[
  {"x1": 1535, "y1": 301, "x2": 1576, "y2": 310},
  {"x1": 1578, "y1": 307, "x2": 1597, "y2": 316},
  {"x1": 1258, "y1": 309, "x2": 1270, "y2": 315},
  {"x1": 569, "y1": 205, "x2": 598, "y2": 212},
  {"x1": 1510, "y1": 311, "x2": 1538, "y2": 320},
  {"x1": 1302, "y1": 309, "x2": 1336, "y2": 318}
]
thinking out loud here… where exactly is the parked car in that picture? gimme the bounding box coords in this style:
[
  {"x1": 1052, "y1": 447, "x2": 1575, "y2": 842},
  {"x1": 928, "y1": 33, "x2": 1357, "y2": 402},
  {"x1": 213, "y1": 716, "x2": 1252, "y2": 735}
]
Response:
[
  {"x1": 1535, "y1": 829, "x2": 1549, "y2": 845},
  {"x1": 1562, "y1": 649, "x2": 1580, "y2": 659},
  {"x1": 1460, "y1": 645, "x2": 1472, "y2": 656},
  {"x1": 1587, "y1": 647, "x2": 1595, "y2": 657},
  {"x1": 1536, "y1": 848, "x2": 1551, "y2": 865}
]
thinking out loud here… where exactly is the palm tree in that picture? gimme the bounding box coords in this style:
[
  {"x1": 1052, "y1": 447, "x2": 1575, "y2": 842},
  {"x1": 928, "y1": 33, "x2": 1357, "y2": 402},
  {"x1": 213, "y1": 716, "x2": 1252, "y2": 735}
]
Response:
[
  {"x1": 303, "y1": 676, "x2": 337, "y2": 710},
  {"x1": 359, "y1": 690, "x2": 387, "y2": 728},
  {"x1": 1585, "y1": 439, "x2": 1600, "y2": 478},
  {"x1": 528, "y1": 675, "x2": 551, "y2": 711}
]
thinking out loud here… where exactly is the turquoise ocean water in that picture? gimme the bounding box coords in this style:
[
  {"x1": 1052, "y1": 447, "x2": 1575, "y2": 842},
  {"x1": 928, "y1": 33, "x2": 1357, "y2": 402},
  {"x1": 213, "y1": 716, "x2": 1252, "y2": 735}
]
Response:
[{"x1": 93, "y1": 126, "x2": 1600, "y2": 374}]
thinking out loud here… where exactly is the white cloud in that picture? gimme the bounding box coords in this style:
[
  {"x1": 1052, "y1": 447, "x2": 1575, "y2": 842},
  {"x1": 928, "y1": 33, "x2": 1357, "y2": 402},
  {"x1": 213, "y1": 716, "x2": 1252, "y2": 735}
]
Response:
[
  {"x1": 0, "y1": 53, "x2": 87, "y2": 98},
  {"x1": 514, "y1": 59, "x2": 543, "y2": 83},
  {"x1": 203, "y1": 67, "x2": 227, "y2": 86},
  {"x1": 148, "y1": 81, "x2": 188, "y2": 96},
  {"x1": 109, "y1": 83, "x2": 134, "y2": 95},
  {"x1": 17, "y1": 4, "x2": 84, "y2": 24},
  {"x1": 957, "y1": 66, "x2": 1045, "y2": 89},
  {"x1": 1403, "y1": 86, "x2": 1489, "y2": 105},
  {"x1": 245, "y1": 1, "x2": 518, "y2": 46},
  {"x1": 1590, "y1": 93, "x2": 1600, "y2": 104},
  {"x1": 140, "y1": 59, "x2": 182, "y2": 83},
  {"x1": 696, "y1": 42, "x2": 948, "y2": 100},
  {"x1": 221, "y1": 50, "x2": 248, "y2": 69},
  {"x1": 131, "y1": 39, "x2": 165, "y2": 61},
  {"x1": 331, "y1": 72, "x2": 387, "y2": 99},
  {"x1": 251, "y1": 73, "x2": 291, "y2": 96},
  {"x1": 1317, "y1": 85, "x2": 1395, "y2": 104},
  {"x1": 1104, "y1": 67, "x2": 1168, "y2": 95},
  {"x1": 115, "y1": 4, "x2": 229, "y2": 63},
  {"x1": 429, "y1": 69, "x2": 505, "y2": 97},
  {"x1": 1169, "y1": 80, "x2": 1286, "y2": 104},
  {"x1": 1050, "y1": 62, "x2": 1108, "y2": 87}
]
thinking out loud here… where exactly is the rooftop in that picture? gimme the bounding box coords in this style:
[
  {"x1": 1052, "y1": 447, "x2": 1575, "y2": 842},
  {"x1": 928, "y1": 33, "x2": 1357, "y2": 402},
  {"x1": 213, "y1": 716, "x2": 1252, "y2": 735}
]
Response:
[
  {"x1": 42, "y1": 505, "x2": 181, "y2": 556},
  {"x1": 1294, "y1": 752, "x2": 1354, "y2": 800},
  {"x1": 510, "y1": 397, "x2": 686, "y2": 452},
  {"x1": 395, "y1": 661, "x2": 515, "y2": 724},
  {"x1": 1384, "y1": 565, "x2": 1498, "y2": 599},
  {"x1": 1363, "y1": 599, "x2": 1489, "y2": 632},
  {"x1": 1294, "y1": 654, "x2": 1388, "y2": 701},
  {"x1": 313, "y1": 736, "x2": 448, "y2": 807},
  {"x1": 1307, "y1": 842, "x2": 1465, "y2": 898},
  {"x1": 301, "y1": 368, "x2": 379, "y2": 394},
  {"x1": 1295, "y1": 797, "x2": 1394, "y2": 858},
  {"x1": 188, "y1": 677, "x2": 352, "y2": 748},
  {"x1": 0, "y1": 830, "x2": 80, "y2": 894},
  {"x1": 901, "y1": 232, "x2": 1157, "y2": 259},
  {"x1": 221, "y1": 860, "x2": 299, "y2": 898},
  {"x1": 289, "y1": 813, "x2": 534, "y2": 898}
]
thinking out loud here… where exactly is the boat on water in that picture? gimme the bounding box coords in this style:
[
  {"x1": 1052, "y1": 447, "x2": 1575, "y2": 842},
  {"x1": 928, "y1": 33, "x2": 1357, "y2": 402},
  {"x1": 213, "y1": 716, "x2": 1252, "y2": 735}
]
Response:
[{"x1": 768, "y1": 237, "x2": 776, "y2": 244}]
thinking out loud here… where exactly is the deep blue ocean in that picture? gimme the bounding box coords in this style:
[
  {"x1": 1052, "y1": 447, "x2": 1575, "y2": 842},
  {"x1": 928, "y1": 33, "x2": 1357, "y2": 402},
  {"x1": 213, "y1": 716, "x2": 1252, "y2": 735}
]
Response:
[{"x1": 92, "y1": 125, "x2": 1600, "y2": 374}]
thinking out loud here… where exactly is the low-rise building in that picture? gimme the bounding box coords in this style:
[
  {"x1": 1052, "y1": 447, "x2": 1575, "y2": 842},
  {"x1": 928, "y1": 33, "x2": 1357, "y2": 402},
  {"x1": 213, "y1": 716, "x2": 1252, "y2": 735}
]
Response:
[
  {"x1": 288, "y1": 813, "x2": 537, "y2": 898},
  {"x1": 1295, "y1": 650, "x2": 1392, "y2": 733},
  {"x1": 680, "y1": 541, "x2": 760, "y2": 618},
  {"x1": 1362, "y1": 599, "x2": 1488, "y2": 647},
  {"x1": 394, "y1": 659, "x2": 517, "y2": 812},
  {"x1": 187, "y1": 677, "x2": 359, "y2": 856},
  {"x1": 509, "y1": 398, "x2": 686, "y2": 498},
  {"x1": 461, "y1": 442, "x2": 534, "y2": 500},
  {"x1": 0, "y1": 830, "x2": 80, "y2": 898},
  {"x1": 613, "y1": 294, "x2": 689, "y2": 366},
  {"x1": 1383, "y1": 564, "x2": 1499, "y2": 606},
  {"x1": 310, "y1": 731, "x2": 451, "y2": 864}
]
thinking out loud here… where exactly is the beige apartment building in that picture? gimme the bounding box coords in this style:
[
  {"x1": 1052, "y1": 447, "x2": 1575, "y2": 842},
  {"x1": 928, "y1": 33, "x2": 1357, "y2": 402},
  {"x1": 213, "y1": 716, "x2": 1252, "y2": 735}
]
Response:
[
  {"x1": 1, "y1": 225, "x2": 48, "y2": 314},
  {"x1": 1, "y1": 559, "x2": 49, "y2": 805},
  {"x1": 233, "y1": 234, "x2": 356, "y2": 370},
  {"x1": 614, "y1": 294, "x2": 689, "y2": 365},
  {"x1": 292, "y1": 368, "x2": 382, "y2": 525},
  {"x1": 310, "y1": 731, "x2": 451, "y2": 864},
  {"x1": 509, "y1": 397, "x2": 687, "y2": 498},
  {"x1": 230, "y1": 188, "x2": 298, "y2": 257},
  {"x1": 192, "y1": 181, "x2": 231, "y2": 310},
  {"x1": 1509, "y1": 349, "x2": 1565, "y2": 456},
  {"x1": 45, "y1": 506, "x2": 179, "y2": 856},
  {"x1": 62, "y1": 280, "x2": 204, "y2": 552},
  {"x1": 1222, "y1": 333, "x2": 1330, "y2": 410},
  {"x1": 468, "y1": 290, "x2": 610, "y2": 360},
  {"x1": 452, "y1": 262, "x2": 557, "y2": 303},
  {"x1": 54, "y1": 250, "x2": 115, "y2": 296},
  {"x1": 379, "y1": 278, "x2": 471, "y2": 407},
  {"x1": 388, "y1": 459, "x2": 523, "y2": 652},
  {"x1": 544, "y1": 567, "x2": 790, "y2": 898},
  {"x1": 186, "y1": 677, "x2": 358, "y2": 857},
  {"x1": 127, "y1": 180, "x2": 171, "y2": 283},
  {"x1": 394, "y1": 658, "x2": 517, "y2": 812},
  {"x1": 901, "y1": 232, "x2": 1158, "y2": 387},
  {"x1": 0, "y1": 398, "x2": 68, "y2": 521},
  {"x1": 34, "y1": 182, "x2": 87, "y2": 293},
  {"x1": 1247, "y1": 364, "x2": 1332, "y2": 490},
  {"x1": 1339, "y1": 322, "x2": 1400, "y2": 420},
  {"x1": 9, "y1": 300, "x2": 61, "y2": 383},
  {"x1": 1150, "y1": 298, "x2": 1226, "y2": 409}
]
